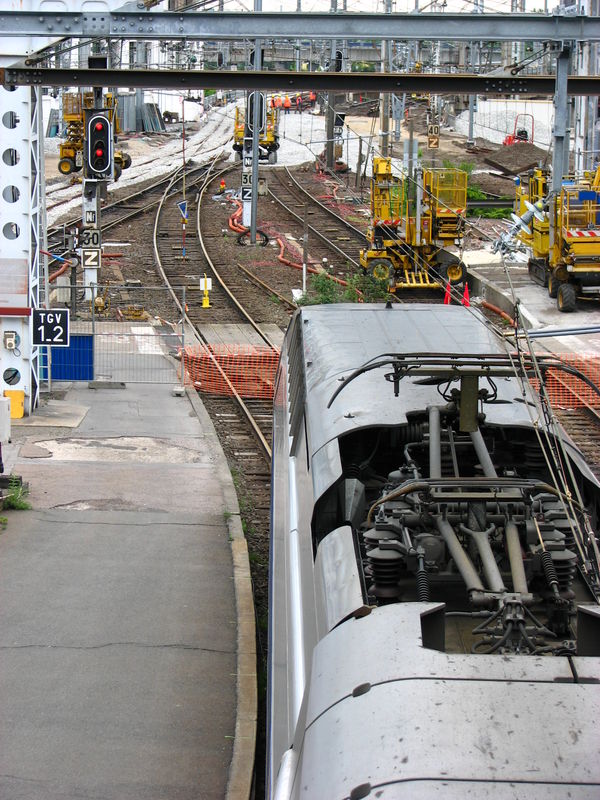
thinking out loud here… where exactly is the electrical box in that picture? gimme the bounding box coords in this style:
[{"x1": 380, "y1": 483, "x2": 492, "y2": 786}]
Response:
[
  {"x1": 3, "y1": 331, "x2": 17, "y2": 350},
  {"x1": 3, "y1": 390, "x2": 24, "y2": 419}
]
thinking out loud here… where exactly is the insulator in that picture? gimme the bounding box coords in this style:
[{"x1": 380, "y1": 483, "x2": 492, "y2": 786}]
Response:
[
  {"x1": 551, "y1": 518, "x2": 576, "y2": 551},
  {"x1": 531, "y1": 493, "x2": 557, "y2": 513},
  {"x1": 346, "y1": 463, "x2": 362, "y2": 479},
  {"x1": 550, "y1": 548, "x2": 577, "y2": 591},
  {"x1": 394, "y1": 423, "x2": 424, "y2": 444},
  {"x1": 522, "y1": 442, "x2": 547, "y2": 475},
  {"x1": 367, "y1": 547, "x2": 403, "y2": 599},
  {"x1": 439, "y1": 450, "x2": 454, "y2": 478},
  {"x1": 363, "y1": 529, "x2": 400, "y2": 551},
  {"x1": 541, "y1": 550, "x2": 559, "y2": 591},
  {"x1": 416, "y1": 567, "x2": 430, "y2": 602}
]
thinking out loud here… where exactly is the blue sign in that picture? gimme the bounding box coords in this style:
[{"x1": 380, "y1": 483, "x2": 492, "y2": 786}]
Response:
[{"x1": 177, "y1": 200, "x2": 188, "y2": 220}]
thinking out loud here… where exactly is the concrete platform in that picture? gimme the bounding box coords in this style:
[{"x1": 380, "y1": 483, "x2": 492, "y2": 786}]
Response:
[
  {"x1": 0, "y1": 375, "x2": 256, "y2": 799},
  {"x1": 465, "y1": 249, "x2": 600, "y2": 354}
]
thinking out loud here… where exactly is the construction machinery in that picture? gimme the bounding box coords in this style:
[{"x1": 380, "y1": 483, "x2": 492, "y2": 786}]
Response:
[
  {"x1": 58, "y1": 92, "x2": 132, "y2": 180},
  {"x1": 232, "y1": 105, "x2": 280, "y2": 164},
  {"x1": 360, "y1": 157, "x2": 467, "y2": 293},
  {"x1": 410, "y1": 61, "x2": 430, "y2": 104},
  {"x1": 503, "y1": 113, "x2": 534, "y2": 146},
  {"x1": 512, "y1": 166, "x2": 600, "y2": 312}
]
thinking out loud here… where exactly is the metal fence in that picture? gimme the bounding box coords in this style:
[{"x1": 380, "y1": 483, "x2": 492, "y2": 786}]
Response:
[{"x1": 40, "y1": 285, "x2": 187, "y2": 385}]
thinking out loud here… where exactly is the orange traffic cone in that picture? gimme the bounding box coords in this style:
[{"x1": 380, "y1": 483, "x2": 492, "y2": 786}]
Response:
[
  {"x1": 443, "y1": 281, "x2": 451, "y2": 305},
  {"x1": 461, "y1": 282, "x2": 470, "y2": 307}
]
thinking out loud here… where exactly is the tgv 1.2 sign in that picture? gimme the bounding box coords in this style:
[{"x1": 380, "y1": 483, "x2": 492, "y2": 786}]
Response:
[{"x1": 32, "y1": 309, "x2": 70, "y2": 347}]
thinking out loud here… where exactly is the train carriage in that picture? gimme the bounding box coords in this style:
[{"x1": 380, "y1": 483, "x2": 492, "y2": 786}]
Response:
[{"x1": 268, "y1": 303, "x2": 600, "y2": 799}]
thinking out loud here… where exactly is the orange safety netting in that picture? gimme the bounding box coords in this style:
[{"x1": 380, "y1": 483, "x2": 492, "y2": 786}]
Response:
[
  {"x1": 182, "y1": 343, "x2": 280, "y2": 399},
  {"x1": 530, "y1": 355, "x2": 600, "y2": 409}
]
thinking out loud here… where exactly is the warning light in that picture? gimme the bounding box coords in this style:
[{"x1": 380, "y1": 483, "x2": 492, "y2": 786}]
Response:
[{"x1": 86, "y1": 113, "x2": 113, "y2": 178}]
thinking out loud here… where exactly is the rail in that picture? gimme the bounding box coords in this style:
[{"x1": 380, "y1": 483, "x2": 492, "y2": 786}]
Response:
[
  {"x1": 151, "y1": 162, "x2": 274, "y2": 463},
  {"x1": 267, "y1": 169, "x2": 366, "y2": 270}
]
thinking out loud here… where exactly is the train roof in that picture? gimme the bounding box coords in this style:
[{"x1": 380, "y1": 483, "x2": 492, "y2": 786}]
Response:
[
  {"x1": 290, "y1": 303, "x2": 539, "y2": 456},
  {"x1": 292, "y1": 603, "x2": 600, "y2": 798}
]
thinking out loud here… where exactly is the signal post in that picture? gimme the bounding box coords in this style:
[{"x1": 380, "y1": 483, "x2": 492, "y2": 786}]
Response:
[{"x1": 81, "y1": 87, "x2": 113, "y2": 301}]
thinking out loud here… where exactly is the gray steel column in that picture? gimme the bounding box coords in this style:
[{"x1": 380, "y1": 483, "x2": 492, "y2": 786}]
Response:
[
  {"x1": 325, "y1": 50, "x2": 335, "y2": 170},
  {"x1": 379, "y1": 0, "x2": 392, "y2": 156},
  {"x1": 135, "y1": 42, "x2": 146, "y2": 132},
  {"x1": 296, "y1": 0, "x2": 302, "y2": 72},
  {"x1": 467, "y1": 94, "x2": 475, "y2": 147},
  {"x1": 552, "y1": 44, "x2": 571, "y2": 193},
  {"x1": 326, "y1": 0, "x2": 337, "y2": 171},
  {"x1": 250, "y1": 0, "x2": 262, "y2": 243},
  {"x1": 574, "y1": 0, "x2": 596, "y2": 173},
  {"x1": 250, "y1": 57, "x2": 262, "y2": 243}
]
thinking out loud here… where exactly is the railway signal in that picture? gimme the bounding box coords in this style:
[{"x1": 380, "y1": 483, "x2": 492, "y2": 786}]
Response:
[
  {"x1": 85, "y1": 113, "x2": 113, "y2": 179},
  {"x1": 247, "y1": 92, "x2": 266, "y2": 134}
]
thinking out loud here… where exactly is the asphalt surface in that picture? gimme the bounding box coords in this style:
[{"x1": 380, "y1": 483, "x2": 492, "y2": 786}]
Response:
[
  {"x1": 0, "y1": 360, "x2": 254, "y2": 800},
  {"x1": 466, "y1": 250, "x2": 600, "y2": 355}
]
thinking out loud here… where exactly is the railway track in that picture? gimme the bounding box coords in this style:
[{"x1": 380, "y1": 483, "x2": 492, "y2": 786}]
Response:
[
  {"x1": 153, "y1": 162, "x2": 281, "y2": 467},
  {"x1": 46, "y1": 160, "x2": 227, "y2": 255},
  {"x1": 555, "y1": 408, "x2": 600, "y2": 481},
  {"x1": 266, "y1": 166, "x2": 367, "y2": 273}
]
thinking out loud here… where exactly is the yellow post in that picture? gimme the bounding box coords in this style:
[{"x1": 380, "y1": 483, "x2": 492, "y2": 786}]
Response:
[{"x1": 201, "y1": 273, "x2": 211, "y2": 308}]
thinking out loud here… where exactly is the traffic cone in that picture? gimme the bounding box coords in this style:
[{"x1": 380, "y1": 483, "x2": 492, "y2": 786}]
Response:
[
  {"x1": 461, "y1": 282, "x2": 470, "y2": 307},
  {"x1": 443, "y1": 281, "x2": 451, "y2": 305}
]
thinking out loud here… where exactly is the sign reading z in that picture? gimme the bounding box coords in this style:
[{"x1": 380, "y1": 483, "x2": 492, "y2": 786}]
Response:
[{"x1": 82, "y1": 248, "x2": 101, "y2": 268}]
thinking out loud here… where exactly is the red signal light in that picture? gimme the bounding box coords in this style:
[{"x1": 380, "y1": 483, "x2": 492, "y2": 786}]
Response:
[{"x1": 87, "y1": 114, "x2": 112, "y2": 176}]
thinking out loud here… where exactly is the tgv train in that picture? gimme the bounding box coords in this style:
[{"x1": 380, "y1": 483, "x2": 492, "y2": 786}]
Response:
[{"x1": 268, "y1": 303, "x2": 600, "y2": 799}]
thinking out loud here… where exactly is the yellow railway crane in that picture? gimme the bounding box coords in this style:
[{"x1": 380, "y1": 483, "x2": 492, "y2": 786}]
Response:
[
  {"x1": 515, "y1": 166, "x2": 600, "y2": 312},
  {"x1": 58, "y1": 92, "x2": 132, "y2": 180},
  {"x1": 232, "y1": 104, "x2": 280, "y2": 164},
  {"x1": 360, "y1": 157, "x2": 467, "y2": 293}
]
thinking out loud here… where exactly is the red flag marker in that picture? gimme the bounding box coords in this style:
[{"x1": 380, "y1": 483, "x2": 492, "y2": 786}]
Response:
[
  {"x1": 462, "y1": 283, "x2": 470, "y2": 307},
  {"x1": 443, "y1": 281, "x2": 451, "y2": 305}
]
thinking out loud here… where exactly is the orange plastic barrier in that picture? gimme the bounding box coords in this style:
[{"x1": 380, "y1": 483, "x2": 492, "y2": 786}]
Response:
[
  {"x1": 531, "y1": 355, "x2": 600, "y2": 410},
  {"x1": 182, "y1": 343, "x2": 280, "y2": 398}
]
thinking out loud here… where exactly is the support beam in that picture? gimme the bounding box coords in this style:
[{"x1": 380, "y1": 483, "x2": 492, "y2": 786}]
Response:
[
  {"x1": 3, "y1": 67, "x2": 599, "y2": 95},
  {"x1": 0, "y1": 11, "x2": 599, "y2": 43}
]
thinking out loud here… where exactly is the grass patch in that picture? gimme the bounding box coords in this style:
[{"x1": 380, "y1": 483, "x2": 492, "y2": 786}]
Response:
[
  {"x1": 442, "y1": 158, "x2": 475, "y2": 176},
  {"x1": 2, "y1": 475, "x2": 31, "y2": 511},
  {"x1": 296, "y1": 269, "x2": 390, "y2": 306}
]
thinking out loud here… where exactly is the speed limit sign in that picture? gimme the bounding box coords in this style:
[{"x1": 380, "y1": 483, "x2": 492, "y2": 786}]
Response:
[{"x1": 32, "y1": 309, "x2": 70, "y2": 347}]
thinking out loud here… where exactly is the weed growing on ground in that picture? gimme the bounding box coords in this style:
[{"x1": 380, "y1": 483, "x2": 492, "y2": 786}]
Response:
[
  {"x1": 297, "y1": 269, "x2": 389, "y2": 306},
  {"x1": 2, "y1": 476, "x2": 31, "y2": 511}
]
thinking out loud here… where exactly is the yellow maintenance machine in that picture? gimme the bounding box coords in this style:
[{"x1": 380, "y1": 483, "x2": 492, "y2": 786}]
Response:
[
  {"x1": 515, "y1": 166, "x2": 600, "y2": 312},
  {"x1": 410, "y1": 61, "x2": 430, "y2": 104},
  {"x1": 58, "y1": 92, "x2": 132, "y2": 180},
  {"x1": 360, "y1": 157, "x2": 467, "y2": 292},
  {"x1": 233, "y1": 105, "x2": 280, "y2": 164}
]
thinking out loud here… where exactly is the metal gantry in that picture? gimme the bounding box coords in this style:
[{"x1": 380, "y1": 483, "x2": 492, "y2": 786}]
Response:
[{"x1": 0, "y1": 10, "x2": 599, "y2": 43}]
